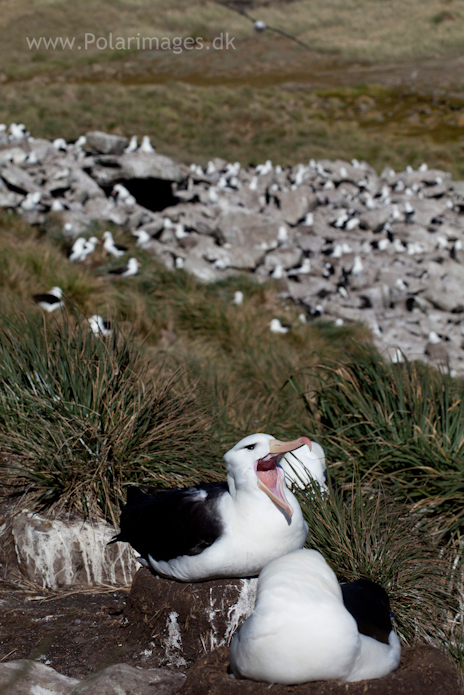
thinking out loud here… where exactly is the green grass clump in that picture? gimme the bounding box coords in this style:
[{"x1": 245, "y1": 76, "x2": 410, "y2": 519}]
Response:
[
  {"x1": 0, "y1": 313, "x2": 224, "y2": 524},
  {"x1": 297, "y1": 482, "x2": 460, "y2": 651},
  {"x1": 295, "y1": 347, "x2": 464, "y2": 539}
]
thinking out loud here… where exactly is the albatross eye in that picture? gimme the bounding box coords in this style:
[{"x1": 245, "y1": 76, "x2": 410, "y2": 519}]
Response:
[{"x1": 245, "y1": 444, "x2": 256, "y2": 451}]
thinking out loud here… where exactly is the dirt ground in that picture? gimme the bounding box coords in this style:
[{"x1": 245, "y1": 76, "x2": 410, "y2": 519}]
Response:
[{"x1": 0, "y1": 581, "x2": 153, "y2": 679}]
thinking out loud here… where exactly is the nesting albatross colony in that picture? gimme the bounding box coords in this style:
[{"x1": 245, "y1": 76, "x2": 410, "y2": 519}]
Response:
[{"x1": 0, "y1": 124, "x2": 464, "y2": 694}]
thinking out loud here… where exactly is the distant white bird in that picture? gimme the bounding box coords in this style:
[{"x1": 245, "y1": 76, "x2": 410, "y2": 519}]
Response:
[
  {"x1": 277, "y1": 225, "x2": 289, "y2": 245},
  {"x1": 351, "y1": 256, "x2": 364, "y2": 275},
  {"x1": 74, "y1": 135, "x2": 87, "y2": 148},
  {"x1": 132, "y1": 229, "x2": 151, "y2": 248},
  {"x1": 288, "y1": 258, "x2": 311, "y2": 276},
  {"x1": 214, "y1": 257, "x2": 229, "y2": 270},
  {"x1": 254, "y1": 20, "x2": 267, "y2": 32},
  {"x1": 53, "y1": 138, "x2": 67, "y2": 151},
  {"x1": 333, "y1": 211, "x2": 349, "y2": 229},
  {"x1": 174, "y1": 223, "x2": 189, "y2": 240},
  {"x1": 62, "y1": 222, "x2": 75, "y2": 236},
  {"x1": 139, "y1": 135, "x2": 155, "y2": 153},
  {"x1": 9, "y1": 123, "x2": 27, "y2": 140},
  {"x1": 232, "y1": 291, "x2": 244, "y2": 305},
  {"x1": 302, "y1": 212, "x2": 313, "y2": 226},
  {"x1": 271, "y1": 265, "x2": 285, "y2": 279},
  {"x1": 108, "y1": 257, "x2": 140, "y2": 278},
  {"x1": 20, "y1": 191, "x2": 41, "y2": 211},
  {"x1": 80, "y1": 236, "x2": 99, "y2": 262},
  {"x1": 377, "y1": 238, "x2": 390, "y2": 251},
  {"x1": 51, "y1": 199, "x2": 65, "y2": 211},
  {"x1": 229, "y1": 549, "x2": 401, "y2": 684},
  {"x1": 404, "y1": 201, "x2": 415, "y2": 222},
  {"x1": 33, "y1": 287, "x2": 64, "y2": 313},
  {"x1": 256, "y1": 160, "x2": 272, "y2": 175},
  {"x1": 124, "y1": 135, "x2": 138, "y2": 153},
  {"x1": 248, "y1": 176, "x2": 258, "y2": 191},
  {"x1": 88, "y1": 315, "x2": 113, "y2": 337},
  {"x1": 67, "y1": 237, "x2": 87, "y2": 263},
  {"x1": 175, "y1": 256, "x2": 184, "y2": 269},
  {"x1": 345, "y1": 217, "x2": 359, "y2": 231},
  {"x1": 208, "y1": 187, "x2": 219, "y2": 203},
  {"x1": 427, "y1": 331, "x2": 442, "y2": 344},
  {"x1": 102, "y1": 231, "x2": 127, "y2": 258},
  {"x1": 112, "y1": 184, "x2": 136, "y2": 207},
  {"x1": 270, "y1": 318, "x2": 290, "y2": 334},
  {"x1": 25, "y1": 151, "x2": 39, "y2": 165},
  {"x1": 206, "y1": 161, "x2": 216, "y2": 176},
  {"x1": 394, "y1": 278, "x2": 408, "y2": 292}
]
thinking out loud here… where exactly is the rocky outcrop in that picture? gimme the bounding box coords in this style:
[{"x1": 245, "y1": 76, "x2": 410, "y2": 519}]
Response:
[
  {"x1": 2, "y1": 128, "x2": 464, "y2": 373},
  {"x1": 10, "y1": 510, "x2": 139, "y2": 589},
  {"x1": 0, "y1": 660, "x2": 185, "y2": 695},
  {"x1": 124, "y1": 569, "x2": 258, "y2": 667}
]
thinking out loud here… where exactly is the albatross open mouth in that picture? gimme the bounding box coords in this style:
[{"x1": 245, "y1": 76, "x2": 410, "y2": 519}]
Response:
[{"x1": 255, "y1": 437, "x2": 311, "y2": 517}]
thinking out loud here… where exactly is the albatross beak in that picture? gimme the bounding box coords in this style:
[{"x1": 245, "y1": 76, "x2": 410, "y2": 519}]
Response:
[
  {"x1": 256, "y1": 437, "x2": 312, "y2": 518},
  {"x1": 269, "y1": 437, "x2": 312, "y2": 454}
]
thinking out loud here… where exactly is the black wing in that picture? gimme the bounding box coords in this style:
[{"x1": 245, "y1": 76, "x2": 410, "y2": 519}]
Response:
[
  {"x1": 341, "y1": 578, "x2": 393, "y2": 645},
  {"x1": 113, "y1": 482, "x2": 228, "y2": 562},
  {"x1": 33, "y1": 293, "x2": 61, "y2": 304}
]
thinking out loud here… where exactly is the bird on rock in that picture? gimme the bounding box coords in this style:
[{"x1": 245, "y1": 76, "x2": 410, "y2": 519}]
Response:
[
  {"x1": 139, "y1": 135, "x2": 155, "y2": 153},
  {"x1": 229, "y1": 548, "x2": 401, "y2": 684},
  {"x1": 112, "y1": 433, "x2": 311, "y2": 581}
]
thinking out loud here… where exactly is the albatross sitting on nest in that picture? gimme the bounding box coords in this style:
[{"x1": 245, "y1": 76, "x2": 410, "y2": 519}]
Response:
[
  {"x1": 112, "y1": 433, "x2": 310, "y2": 581},
  {"x1": 229, "y1": 548, "x2": 401, "y2": 684}
]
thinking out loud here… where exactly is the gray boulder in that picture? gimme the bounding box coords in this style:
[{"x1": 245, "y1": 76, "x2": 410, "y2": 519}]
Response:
[
  {"x1": 73, "y1": 663, "x2": 185, "y2": 695},
  {"x1": 85, "y1": 131, "x2": 128, "y2": 155},
  {"x1": 216, "y1": 207, "x2": 281, "y2": 248},
  {"x1": 0, "y1": 660, "x2": 78, "y2": 695}
]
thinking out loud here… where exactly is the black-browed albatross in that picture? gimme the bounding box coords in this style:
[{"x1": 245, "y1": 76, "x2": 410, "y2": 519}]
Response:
[
  {"x1": 229, "y1": 548, "x2": 401, "y2": 684},
  {"x1": 112, "y1": 433, "x2": 310, "y2": 581}
]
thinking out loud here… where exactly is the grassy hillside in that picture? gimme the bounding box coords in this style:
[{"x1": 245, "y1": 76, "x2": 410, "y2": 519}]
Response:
[
  {"x1": 0, "y1": 212, "x2": 463, "y2": 664},
  {"x1": 1, "y1": 0, "x2": 464, "y2": 175}
]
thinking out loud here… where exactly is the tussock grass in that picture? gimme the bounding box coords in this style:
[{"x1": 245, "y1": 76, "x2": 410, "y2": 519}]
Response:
[
  {"x1": 0, "y1": 313, "x2": 224, "y2": 524},
  {"x1": 294, "y1": 347, "x2": 464, "y2": 539}
]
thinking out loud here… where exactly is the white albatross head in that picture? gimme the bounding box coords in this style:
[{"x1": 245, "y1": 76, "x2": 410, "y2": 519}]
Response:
[
  {"x1": 48, "y1": 287, "x2": 63, "y2": 299},
  {"x1": 224, "y1": 433, "x2": 311, "y2": 517}
]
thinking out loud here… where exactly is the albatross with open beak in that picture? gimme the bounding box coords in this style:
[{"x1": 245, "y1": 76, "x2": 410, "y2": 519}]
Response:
[{"x1": 112, "y1": 433, "x2": 310, "y2": 581}]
